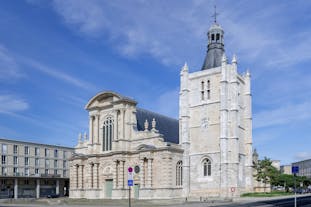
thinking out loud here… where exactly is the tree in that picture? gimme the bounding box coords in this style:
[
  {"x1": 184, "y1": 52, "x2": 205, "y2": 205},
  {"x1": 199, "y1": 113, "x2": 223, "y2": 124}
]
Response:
[{"x1": 253, "y1": 157, "x2": 279, "y2": 192}]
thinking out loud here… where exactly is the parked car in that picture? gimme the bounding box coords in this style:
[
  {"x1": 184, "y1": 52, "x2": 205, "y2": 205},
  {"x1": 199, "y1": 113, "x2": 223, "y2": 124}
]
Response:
[{"x1": 47, "y1": 194, "x2": 59, "y2": 198}]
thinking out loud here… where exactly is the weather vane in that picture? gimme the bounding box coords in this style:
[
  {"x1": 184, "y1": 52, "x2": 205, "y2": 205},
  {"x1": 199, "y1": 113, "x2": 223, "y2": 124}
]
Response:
[{"x1": 211, "y1": 5, "x2": 219, "y2": 23}]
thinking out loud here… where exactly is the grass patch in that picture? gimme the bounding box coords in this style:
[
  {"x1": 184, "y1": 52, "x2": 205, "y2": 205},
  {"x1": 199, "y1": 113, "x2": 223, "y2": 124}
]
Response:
[{"x1": 241, "y1": 191, "x2": 293, "y2": 197}]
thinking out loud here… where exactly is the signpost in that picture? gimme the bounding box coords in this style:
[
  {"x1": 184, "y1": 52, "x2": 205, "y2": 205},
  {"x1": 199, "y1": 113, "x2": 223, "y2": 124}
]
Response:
[
  {"x1": 292, "y1": 166, "x2": 299, "y2": 207},
  {"x1": 128, "y1": 167, "x2": 133, "y2": 207}
]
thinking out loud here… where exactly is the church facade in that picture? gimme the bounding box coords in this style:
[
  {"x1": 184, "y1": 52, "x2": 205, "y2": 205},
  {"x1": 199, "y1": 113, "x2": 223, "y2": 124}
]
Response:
[{"x1": 69, "y1": 21, "x2": 253, "y2": 199}]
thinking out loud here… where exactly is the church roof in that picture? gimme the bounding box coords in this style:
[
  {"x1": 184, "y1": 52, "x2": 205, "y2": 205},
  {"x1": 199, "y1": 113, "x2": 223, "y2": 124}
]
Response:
[{"x1": 136, "y1": 108, "x2": 179, "y2": 144}]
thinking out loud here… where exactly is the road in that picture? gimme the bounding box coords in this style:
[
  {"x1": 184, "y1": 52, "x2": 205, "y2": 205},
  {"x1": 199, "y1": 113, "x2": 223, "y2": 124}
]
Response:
[{"x1": 0, "y1": 196, "x2": 310, "y2": 207}]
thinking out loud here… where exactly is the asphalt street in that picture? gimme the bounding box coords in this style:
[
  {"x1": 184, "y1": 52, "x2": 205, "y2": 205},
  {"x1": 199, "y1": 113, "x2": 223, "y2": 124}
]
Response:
[{"x1": 0, "y1": 195, "x2": 310, "y2": 207}]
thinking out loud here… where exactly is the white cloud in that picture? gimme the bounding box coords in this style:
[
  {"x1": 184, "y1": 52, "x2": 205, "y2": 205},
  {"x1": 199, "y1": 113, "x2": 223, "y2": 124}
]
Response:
[
  {"x1": 294, "y1": 152, "x2": 311, "y2": 161},
  {"x1": 0, "y1": 95, "x2": 29, "y2": 113},
  {"x1": 253, "y1": 101, "x2": 311, "y2": 129},
  {"x1": 0, "y1": 45, "x2": 23, "y2": 81},
  {"x1": 22, "y1": 58, "x2": 96, "y2": 91}
]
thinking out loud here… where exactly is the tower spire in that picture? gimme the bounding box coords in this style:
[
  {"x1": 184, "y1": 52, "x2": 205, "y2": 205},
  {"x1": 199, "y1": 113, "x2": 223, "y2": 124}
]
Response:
[
  {"x1": 211, "y1": 5, "x2": 219, "y2": 24},
  {"x1": 201, "y1": 6, "x2": 225, "y2": 70}
]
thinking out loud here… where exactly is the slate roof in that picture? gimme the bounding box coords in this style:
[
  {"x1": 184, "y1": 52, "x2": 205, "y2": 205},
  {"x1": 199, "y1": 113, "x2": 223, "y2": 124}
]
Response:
[
  {"x1": 136, "y1": 108, "x2": 179, "y2": 144},
  {"x1": 201, "y1": 23, "x2": 225, "y2": 70}
]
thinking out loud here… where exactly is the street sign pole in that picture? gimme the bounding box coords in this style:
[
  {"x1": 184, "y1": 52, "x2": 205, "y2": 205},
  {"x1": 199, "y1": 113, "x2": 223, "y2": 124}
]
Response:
[
  {"x1": 129, "y1": 186, "x2": 131, "y2": 207},
  {"x1": 292, "y1": 166, "x2": 299, "y2": 207},
  {"x1": 294, "y1": 175, "x2": 296, "y2": 207},
  {"x1": 128, "y1": 167, "x2": 133, "y2": 207}
]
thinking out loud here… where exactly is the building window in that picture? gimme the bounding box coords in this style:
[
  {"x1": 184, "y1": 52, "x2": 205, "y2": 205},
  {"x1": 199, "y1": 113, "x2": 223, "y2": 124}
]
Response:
[
  {"x1": 24, "y1": 180, "x2": 29, "y2": 185},
  {"x1": 63, "y1": 170, "x2": 67, "y2": 177},
  {"x1": 13, "y1": 167, "x2": 18, "y2": 175},
  {"x1": 203, "y1": 158, "x2": 212, "y2": 176},
  {"x1": 24, "y1": 157, "x2": 29, "y2": 166},
  {"x1": 45, "y1": 169, "x2": 49, "y2": 175},
  {"x1": 201, "y1": 81, "x2": 205, "y2": 100},
  {"x1": 176, "y1": 161, "x2": 183, "y2": 186},
  {"x1": 35, "y1": 158, "x2": 39, "y2": 167},
  {"x1": 35, "y1": 147, "x2": 40, "y2": 156},
  {"x1": 45, "y1": 159, "x2": 49, "y2": 168},
  {"x1": 45, "y1": 148, "x2": 49, "y2": 157},
  {"x1": 35, "y1": 168, "x2": 39, "y2": 175},
  {"x1": 1, "y1": 155, "x2": 6, "y2": 165},
  {"x1": 102, "y1": 116, "x2": 114, "y2": 151},
  {"x1": 13, "y1": 156, "x2": 18, "y2": 165},
  {"x1": 63, "y1": 160, "x2": 67, "y2": 168},
  {"x1": 25, "y1": 168, "x2": 29, "y2": 176},
  {"x1": 2, "y1": 144, "x2": 7, "y2": 154},
  {"x1": 54, "y1": 170, "x2": 58, "y2": 175},
  {"x1": 207, "y1": 80, "x2": 211, "y2": 99},
  {"x1": 54, "y1": 160, "x2": 58, "y2": 168},
  {"x1": 1, "y1": 167, "x2": 6, "y2": 176},
  {"x1": 24, "y1": 146, "x2": 29, "y2": 155},
  {"x1": 211, "y1": 34, "x2": 215, "y2": 41},
  {"x1": 216, "y1": 33, "x2": 220, "y2": 41},
  {"x1": 13, "y1": 145, "x2": 18, "y2": 154},
  {"x1": 63, "y1": 151, "x2": 66, "y2": 159},
  {"x1": 54, "y1": 149, "x2": 58, "y2": 158}
]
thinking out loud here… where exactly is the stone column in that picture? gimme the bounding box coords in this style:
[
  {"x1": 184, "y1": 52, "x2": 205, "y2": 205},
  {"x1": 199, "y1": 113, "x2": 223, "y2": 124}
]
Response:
[
  {"x1": 90, "y1": 163, "x2": 94, "y2": 189},
  {"x1": 120, "y1": 109, "x2": 125, "y2": 139},
  {"x1": 118, "y1": 161, "x2": 123, "y2": 189},
  {"x1": 95, "y1": 163, "x2": 99, "y2": 189},
  {"x1": 139, "y1": 159, "x2": 145, "y2": 188},
  {"x1": 36, "y1": 179, "x2": 40, "y2": 198},
  {"x1": 89, "y1": 116, "x2": 94, "y2": 144},
  {"x1": 80, "y1": 165, "x2": 84, "y2": 189},
  {"x1": 14, "y1": 178, "x2": 18, "y2": 199},
  {"x1": 113, "y1": 161, "x2": 118, "y2": 189},
  {"x1": 121, "y1": 160, "x2": 125, "y2": 188},
  {"x1": 76, "y1": 165, "x2": 79, "y2": 189},
  {"x1": 56, "y1": 180, "x2": 59, "y2": 195},
  {"x1": 96, "y1": 114, "x2": 100, "y2": 144},
  {"x1": 147, "y1": 158, "x2": 153, "y2": 188}
]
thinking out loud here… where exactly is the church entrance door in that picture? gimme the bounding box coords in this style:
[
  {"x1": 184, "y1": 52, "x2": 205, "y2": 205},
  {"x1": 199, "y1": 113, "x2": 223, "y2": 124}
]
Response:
[{"x1": 105, "y1": 179, "x2": 113, "y2": 198}]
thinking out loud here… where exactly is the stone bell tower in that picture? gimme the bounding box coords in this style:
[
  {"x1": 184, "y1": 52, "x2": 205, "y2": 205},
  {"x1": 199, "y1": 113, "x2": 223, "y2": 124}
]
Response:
[{"x1": 180, "y1": 17, "x2": 253, "y2": 198}]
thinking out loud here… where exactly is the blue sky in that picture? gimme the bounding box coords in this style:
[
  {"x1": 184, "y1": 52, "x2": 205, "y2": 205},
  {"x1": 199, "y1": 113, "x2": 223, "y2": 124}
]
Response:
[{"x1": 1, "y1": 0, "x2": 311, "y2": 165}]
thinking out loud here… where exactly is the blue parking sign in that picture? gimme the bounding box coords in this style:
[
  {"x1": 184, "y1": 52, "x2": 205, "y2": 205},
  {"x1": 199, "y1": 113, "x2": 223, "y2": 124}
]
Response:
[
  {"x1": 292, "y1": 166, "x2": 299, "y2": 174},
  {"x1": 128, "y1": 180, "x2": 133, "y2": 186}
]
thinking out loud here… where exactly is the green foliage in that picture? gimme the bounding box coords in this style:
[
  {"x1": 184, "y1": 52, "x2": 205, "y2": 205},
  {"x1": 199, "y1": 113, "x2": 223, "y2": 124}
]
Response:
[{"x1": 253, "y1": 157, "x2": 279, "y2": 191}]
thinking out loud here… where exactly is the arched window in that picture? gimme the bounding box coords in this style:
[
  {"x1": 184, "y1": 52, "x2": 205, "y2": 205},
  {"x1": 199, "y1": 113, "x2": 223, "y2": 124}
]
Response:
[
  {"x1": 207, "y1": 80, "x2": 210, "y2": 99},
  {"x1": 203, "y1": 158, "x2": 211, "y2": 176},
  {"x1": 211, "y1": 34, "x2": 215, "y2": 41},
  {"x1": 216, "y1": 33, "x2": 220, "y2": 41},
  {"x1": 176, "y1": 161, "x2": 183, "y2": 186},
  {"x1": 201, "y1": 81, "x2": 205, "y2": 100},
  {"x1": 103, "y1": 116, "x2": 113, "y2": 151}
]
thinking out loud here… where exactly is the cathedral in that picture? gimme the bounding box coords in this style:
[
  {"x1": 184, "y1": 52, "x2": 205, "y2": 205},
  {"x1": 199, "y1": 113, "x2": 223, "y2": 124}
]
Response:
[{"x1": 69, "y1": 20, "x2": 254, "y2": 199}]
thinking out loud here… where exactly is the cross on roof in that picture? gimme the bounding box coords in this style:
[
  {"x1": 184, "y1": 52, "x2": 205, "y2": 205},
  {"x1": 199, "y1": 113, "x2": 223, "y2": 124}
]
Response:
[{"x1": 211, "y1": 5, "x2": 219, "y2": 23}]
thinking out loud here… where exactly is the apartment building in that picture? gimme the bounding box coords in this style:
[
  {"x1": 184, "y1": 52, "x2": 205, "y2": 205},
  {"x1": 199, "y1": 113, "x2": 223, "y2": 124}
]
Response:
[
  {"x1": 292, "y1": 159, "x2": 311, "y2": 178},
  {"x1": 0, "y1": 138, "x2": 73, "y2": 199}
]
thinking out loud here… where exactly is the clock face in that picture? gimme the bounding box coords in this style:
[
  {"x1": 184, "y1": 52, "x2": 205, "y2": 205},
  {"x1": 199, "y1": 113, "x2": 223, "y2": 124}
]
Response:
[
  {"x1": 134, "y1": 165, "x2": 140, "y2": 174},
  {"x1": 201, "y1": 118, "x2": 208, "y2": 129}
]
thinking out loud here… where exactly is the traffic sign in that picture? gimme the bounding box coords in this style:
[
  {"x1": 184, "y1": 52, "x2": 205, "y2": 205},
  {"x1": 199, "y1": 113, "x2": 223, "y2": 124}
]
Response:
[
  {"x1": 128, "y1": 180, "x2": 133, "y2": 186},
  {"x1": 292, "y1": 166, "x2": 299, "y2": 174}
]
